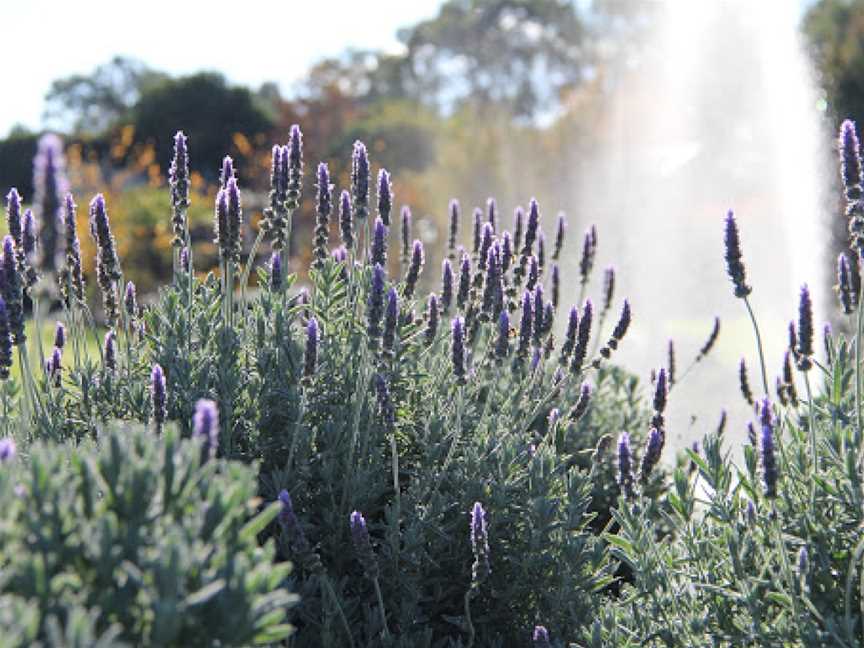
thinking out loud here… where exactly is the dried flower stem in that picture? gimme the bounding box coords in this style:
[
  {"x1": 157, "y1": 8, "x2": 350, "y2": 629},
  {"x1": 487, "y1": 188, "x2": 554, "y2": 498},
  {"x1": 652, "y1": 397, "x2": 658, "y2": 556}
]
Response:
[{"x1": 743, "y1": 296, "x2": 769, "y2": 396}]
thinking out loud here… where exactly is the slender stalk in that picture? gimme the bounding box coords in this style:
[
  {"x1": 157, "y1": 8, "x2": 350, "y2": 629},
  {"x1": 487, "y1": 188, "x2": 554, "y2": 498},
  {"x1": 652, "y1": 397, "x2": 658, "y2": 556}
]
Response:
[
  {"x1": 371, "y1": 577, "x2": 390, "y2": 641},
  {"x1": 804, "y1": 373, "x2": 817, "y2": 506},
  {"x1": 320, "y1": 575, "x2": 356, "y2": 648},
  {"x1": 240, "y1": 227, "x2": 266, "y2": 310},
  {"x1": 464, "y1": 590, "x2": 476, "y2": 648},
  {"x1": 743, "y1": 296, "x2": 769, "y2": 396}
]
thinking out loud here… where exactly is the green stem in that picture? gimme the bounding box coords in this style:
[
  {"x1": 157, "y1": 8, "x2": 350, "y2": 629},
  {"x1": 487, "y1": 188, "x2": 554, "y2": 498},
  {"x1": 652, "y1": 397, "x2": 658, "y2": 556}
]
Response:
[
  {"x1": 804, "y1": 373, "x2": 817, "y2": 506},
  {"x1": 240, "y1": 227, "x2": 266, "y2": 310},
  {"x1": 464, "y1": 590, "x2": 476, "y2": 648},
  {"x1": 371, "y1": 577, "x2": 390, "y2": 640},
  {"x1": 743, "y1": 296, "x2": 769, "y2": 396}
]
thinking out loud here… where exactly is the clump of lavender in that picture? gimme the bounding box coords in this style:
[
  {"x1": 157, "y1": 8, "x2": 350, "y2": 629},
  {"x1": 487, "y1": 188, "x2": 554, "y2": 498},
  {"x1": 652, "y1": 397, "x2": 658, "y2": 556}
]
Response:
[
  {"x1": 312, "y1": 162, "x2": 332, "y2": 269},
  {"x1": 441, "y1": 259, "x2": 454, "y2": 313},
  {"x1": 617, "y1": 432, "x2": 635, "y2": 499},
  {"x1": 796, "y1": 284, "x2": 814, "y2": 371},
  {"x1": 724, "y1": 210, "x2": 751, "y2": 298},
  {"x1": 533, "y1": 626, "x2": 551, "y2": 648},
  {"x1": 447, "y1": 199, "x2": 459, "y2": 258},
  {"x1": 383, "y1": 288, "x2": 399, "y2": 355},
  {"x1": 194, "y1": 398, "x2": 219, "y2": 460},
  {"x1": 270, "y1": 252, "x2": 283, "y2": 290},
  {"x1": 367, "y1": 264, "x2": 386, "y2": 348},
  {"x1": 495, "y1": 310, "x2": 510, "y2": 360},
  {"x1": 339, "y1": 190, "x2": 354, "y2": 251},
  {"x1": 371, "y1": 217, "x2": 388, "y2": 268},
  {"x1": 568, "y1": 382, "x2": 592, "y2": 421},
  {"x1": 403, "y1": 240, "x2": 424, "y2": 299},
  {"x1": 124, "y1": 281, "x2": 137, "y2": 318},
  {"x1": 0, "y1": 438, "x2": 16, "y2": 462},
  {"x1": 452, "y1": 317, "x2": 467, "y2": 383},
  {"x1": 837, "y1": 254, "x2": 855, "y2": 314},
  {"x1": 424, "y1": 293, "x2": 440, "y2": 345},
  {"x1": 350, "y1": 511, "x2": 379, "y2": 579},
  {"x1": 304, "y1": 317, "x2": 319, "y2": 379},
  {"x1": 89, "y1": 194, "x2": 122, "y2": 324},
  {"x1": 33, "y1": 133, "x2": 68, "y2": 274},
  {"x1": 760, "y1": 399, "x2": 777, "y2": 498},
  {"x1": 470, "y1": 502, "x2": 490, "y2": 587},
  {"x1": 2, "y1": 236, "x2": 25, "y2": 345},
  {"x1": 169, "y1": 131, "x2": 190, "y2": 249},
  {"x1": 377, "y1": 169, "x2": 392, "y2": 226},
  {"x1": 103, "y1": 330, "x2": 117, "y2": 371},
  {"x1": 0, "y1": 299, "x2": 12, "y2": 380},
  {"x1": 151, "y1": 363, "x2": 167, "y2": 428},
  {"x1": 351, "y1": 141, "x2": 370, "y2": 222},
  {"x1": 570, "y1": 299, "x2": 593, "y2": 374}
]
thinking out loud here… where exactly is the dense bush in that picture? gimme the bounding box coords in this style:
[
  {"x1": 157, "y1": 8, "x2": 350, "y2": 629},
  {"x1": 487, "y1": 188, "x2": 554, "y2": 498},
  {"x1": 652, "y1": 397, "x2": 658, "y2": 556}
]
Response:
[{"x1": 0, "y1": 425, "x2": 296, "y2": 646}]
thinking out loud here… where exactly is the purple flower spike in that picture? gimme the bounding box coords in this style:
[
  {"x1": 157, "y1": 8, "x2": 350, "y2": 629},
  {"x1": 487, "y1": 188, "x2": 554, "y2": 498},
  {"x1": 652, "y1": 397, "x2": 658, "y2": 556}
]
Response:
[
  {"x1": 22, "y1": 210, "x2": 36, "y2": 257},
  {"x1": 304, "y1": 317, "x2": 320, "y2": 378},
  {"x1": 457, "y1": 254, "x2": 471, "y2": 309},
  {"x1": 472, "y1": 207, "x2": 483, "y2": 254},
  {"x1": 618, "y1": 432, "x2": 634, "y2": 498},
  {"x1": 287, "y1": 125, "x2": 303, "y2": 210},
  {"x1": 501, "y1": 231, "x2": 513, "y2": 273},
  {"x1": 220, "y1": 155, "x2": 235, "y2": 189},
  {"x1": 383, "y1": 288, "x2": 399, "y2": 354},
  {"x1": 478, "y1": 223, "x2": 494, "y2": 271},
  {"x1": 367, "y1": 264, "x2": 386, "y2": 347},
  {"x1": 724, "y1": 210, "x2": 751, "y2": 298},
  {"x1": 513, "y1": 206, "x2": 525, "y2": 252},
  {"x1": 33, "y1": 133, "x2": 68, "y2": 273},
  {"x1": 533, "y1": 626, "x2": 552, "y2": 648},
  {"x1": 452, "y1": 317, "x2": 467, "y2": 383},
  {"x1": 124, "y1": 281, "x2": 137, "y2": 317},
  {"x1": 340, "y1": 190, "x2": 354, "y2": 250},
  {"x1": 400, "y1": 205, "x2": 412, "y2": 262},
  {"x1": 424, "y1": 293, "x2": 440, "y2": 345},
  {"x1": 441, "y1": 259, "x2": 454, "y2": 313},
  {"x1": 760, "y1": 398, "x2": 777, "y2": 498},
  {"x1": 495, "y1": 310, "x2": 510, "y2": 359},
  {"x1": 486, "y1": 197, "x2": 497, "y2": 232},
  {"x1": 151, "y1": 363, "x2": 167, "y2": 426},
  {"x1": 270, "y1": 252, "x2": 282, "y2": 290},
  {"x1": 470, "y1": 502, "x2": 491, "y2": 587},
  {"x1": 517, "y1": 290, "x2": 534, "y2": 360},
  {"x1": 640, "y1": 427, "x2": 663, "y2": 484},
  {"x1": 169, "y1": 130, "x2": 190, "y2": 247},
  {"x1": 570, "y1": 299, "x2": 593, "y2": 374},
  {"x1": 838, "y1": 254, "x2": 854, "y2": 314},
  {"x1": 351, "y1": 141, "x2": 370, "y2": 221},
  {"x1": 5, "y1": 189, "x2": 22, "y2": 247},
  {"x1": 103, "y1": 330, "x2": 116, "y2": 371},
  {"x1": 0, "y1": 437, "x2": 16, "y2": 463},
  {"x1": 193, "y1": 398, "x2": 219, "y2": 459},
  {"x1": 560, "y1": 306, "x2": 579, "y2": 363},
  {"x1": 371, "y1": 217, "x2": 388, "y2": 268},
  {"x1": 524, "y1": 199, "x2": 540, "y2": 254},
  {"x1": 448, "y1": 199, "x2": 460, "y2": 256},
  {"x1": 553, "y1": 212, "x2": 566, "y2": 260},
  {"x1": 278, "y1": 489, "x2": 300, "y2": 534},
  {"x1": 350, "y1": 510, "x2": 379, "y2": 579},
  {"x1": 180, "y1": 247, "x2": 190, "y2": 273},
  {"x1": 54, "y1": 322, "x2": 66, "y2": 349},
  {"x1": 404, "y1": 239, "x2": 424, "y2": 299},
  {"x1": 797, "y1": 284, "x2": 814, "y2": 370},
  {"x1": 312, "y1": 162, "x2": 332, "y2": 269},
  {"x1": 377, "y1": 168, "x2": 392, "y2": 226},
  {"x1": 840, "y1": 119, "x2": 863, "y2": 201},
  {"x1": 0, "y1": 298, "x2": 12, "y2": 380}
]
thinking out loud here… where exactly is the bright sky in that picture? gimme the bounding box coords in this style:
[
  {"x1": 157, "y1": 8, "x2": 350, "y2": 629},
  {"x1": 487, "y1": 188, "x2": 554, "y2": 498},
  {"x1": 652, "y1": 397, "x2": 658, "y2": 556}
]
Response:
[{"x1": 0, "y1": 0, "x2": 444, "y2": 137}]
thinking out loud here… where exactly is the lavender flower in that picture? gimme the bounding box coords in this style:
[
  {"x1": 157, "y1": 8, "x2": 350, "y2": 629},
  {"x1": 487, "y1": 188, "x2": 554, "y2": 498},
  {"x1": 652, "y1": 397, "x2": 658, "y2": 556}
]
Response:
[
  {"x1": 448, "y1": 199, "x2": 460, "y2": 258},
  {"x1": 424, "y1": 293, "x2": 440, "y2": 345},
  {"x1": 513, "y1": 206, "x2": 525, "y2": 252},
  {"x1": 457, "y1": 254, "x2": 471, "y2": 309},
  {"x1": 533, "y1": 286, "x2": 545, "y2": 343},
  {"x1": 351, "y1": 141, "x2": 370, "y2": 221},
  {"x1": 602, "y1": 266, "x2": 616, "y2": 313},
  {"x1": 0, "y1": 299, "x2": 12, "y2": 380},
  {"x1": 837, "y1": 254, "x2": 855, "y2": 314},
  {"x1": 312, "y1": 162, "x2": 332, "y2": 269},
  {"x1": 47, "y1": 346, "x2": 62, "y2": 386},
  {"x1": 22, "y1": 210, "x2": 35, "y2": 258},
  {"x1": 374, "y1": 373, "x2": 396, "y2": 429},
  {"x1": 350, "y1": 510, "x2": 379, "y2": 579},
  {"x1": 103, "y1": 330, "x2": 117, "y2": 371},
  {"x1": 219, "y1": 155, "x2": 235, "y2": 188},
  {"x1": 600, "y1": 300, "x2": 632, "y2": 360},
  {"x1": 441, "y1": 259, "x2": 454, "y2": 313},
  {"x1": 169, "y1": 131, "x2": 190, "y2": 248},
  {"x1": 371, "y1": 217, "x2": 388, "y2": 268},
  {"x1": 5, "y1": 189, "x2": 22, "y2": 249},
  {"x1": 746, "y1": 500, "x2": 757, "y2": 525},
  {"x1": 452, "y1": 317, "x2": 467, "y2": 383},
  {"x1": 472, "y1": 207, "x2": 483, "y2": 255},
  {"x1": 400, "y1": 205, "x2": 412, "y2": 264},
  {"x1": 551, "y1": 265, "x2": 560, "y2": 308},
  {"x1": 517, "y1": 291, "x2": 534, "y2": 360},
  {"x1": 54, "y1": 321, "x2": 66, "y2": 350},
  {"x1": 797, "y1": 284, "x2": 814, "y2": 370},
  {"x1": 495, "y1": 310, "x2": 510, "y2": 360},
  {"x1": 286, "y1": 125, "x2": 303, "y2": 210},
  {"x1": 824, "y1": 322, "x2": 833, "y2": 360},
  {"x1": 339, "y1": 190, "x2": 354, "y2": 251},
  {"x1": 403, "y1": 240, "x2": 424, "y2": 299},
  {"x1": 2, "y1": 236, "x2": 25, "y2": 345},
  {"x1": 724, "y1": 210, "x2": 751, "y2": 298},
  {"x1": 224, "y1": 177, "x2": 243, "y2": 263},
  {"x1": 501, "y1": 231, "x2": 513, "y2": 273},
  {"x1": 383, "y1": 288, "x2": 399, "y2": 354},
  {"x1": 278, "y1": 489, "x2": 300, "y2": 536},
  {"x1": 523, "y1": 199, "x2": 540, "y2": 254},
  {"x1": 533, "y1": 626, "x2": 551, "y2": 648},
  {"x1": 569, "y1": 382, "x2": 592, "y2": 421},
  {"x1": 560, "y1": 306, "x2": 579, "y2": 364},
  {"x1": 124, "y1": 281, "x2": 137, "y2": 318},
  {"x1": 667, "y1": 340, "x2": 676, "y2": 386},
  {"x1": 89, "y1": 194, "x2": 121, "y2": 324},
  {"x1": 526, "y1": 255, "x2": 539, "y2": 292},
  {"x1": 270, "y1": 252, "x2": 283, "y2": 290},
  {"x1": 470, "y1": 502, "x2": 490, "y2": 587},
  {"x1": 697, "y1": 317, "x2": 721, "y2": 360},
  {"x1": 798, "y1": 546, "x2": 809, "y2": 577},
  {"x1": 760, "y1": 398, "x2": 777, "y2": 498},
  {"x1": 783, "y1": 350, "x2": 798, "y2": 406},
  {"x1": 478, "y1": 223, "x2": 493, "y2": 271},
  {"x1": 639, "y1": 427, "x2": 663, "y2": 484},
  {"x1": 537, "y1": 232, "x2": 546, "y2": 271},
  {"x1": 193, "y1": 398, "x2": 219, "y2": 459},
  {"x1": 151, "y1": 363, "x2": 167, "y2": 427},
  {"x1": 840, "y1": 119, "x2": 863, "y2": 202},
  {"x1": 618, "y1": 432, "x2": 635, "y2": 499},
  {"x1": 0, "y1": 437, "x2": 16, "y2": 462},
  {"x1": 578, "y1": 227, "x2": 596, "y2": 286},
  {"x1": 553, "y1": 212, "x2": 566, "y2": 261},
  {"x1": 652, "y1": 367, "x2": 668, "y2": 429},
  {"x1": 304, "y1": 317, "x2": 319, "y2": 378},
  {"x1": 486, "y1": 197, "x2": 497, "y2": 232},
  {"x1": 367, "y1": 264, "x2": 386, "y2": 347},
  {"x1": 482, "y1": 243, "x2": 503, "y2": 319},
  {"x1": 570, "y1": 299, "x2": 593, "y2": 374},
  {"x1": 33, "y1": 133, "x2": 68, "y2": 274},
  {"x1": 739, "y1": 358, "x2": 754, "y2": 406},
  {"x1": 377, "y1": 169, "x2": 392, "y2": 226}
]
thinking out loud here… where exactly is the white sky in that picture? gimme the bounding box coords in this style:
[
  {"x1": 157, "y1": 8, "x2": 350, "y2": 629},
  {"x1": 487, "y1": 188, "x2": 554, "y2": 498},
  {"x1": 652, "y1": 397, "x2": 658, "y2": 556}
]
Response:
[{"x1": 0, "y1": 0, "x2": 444, "y2": 137}]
